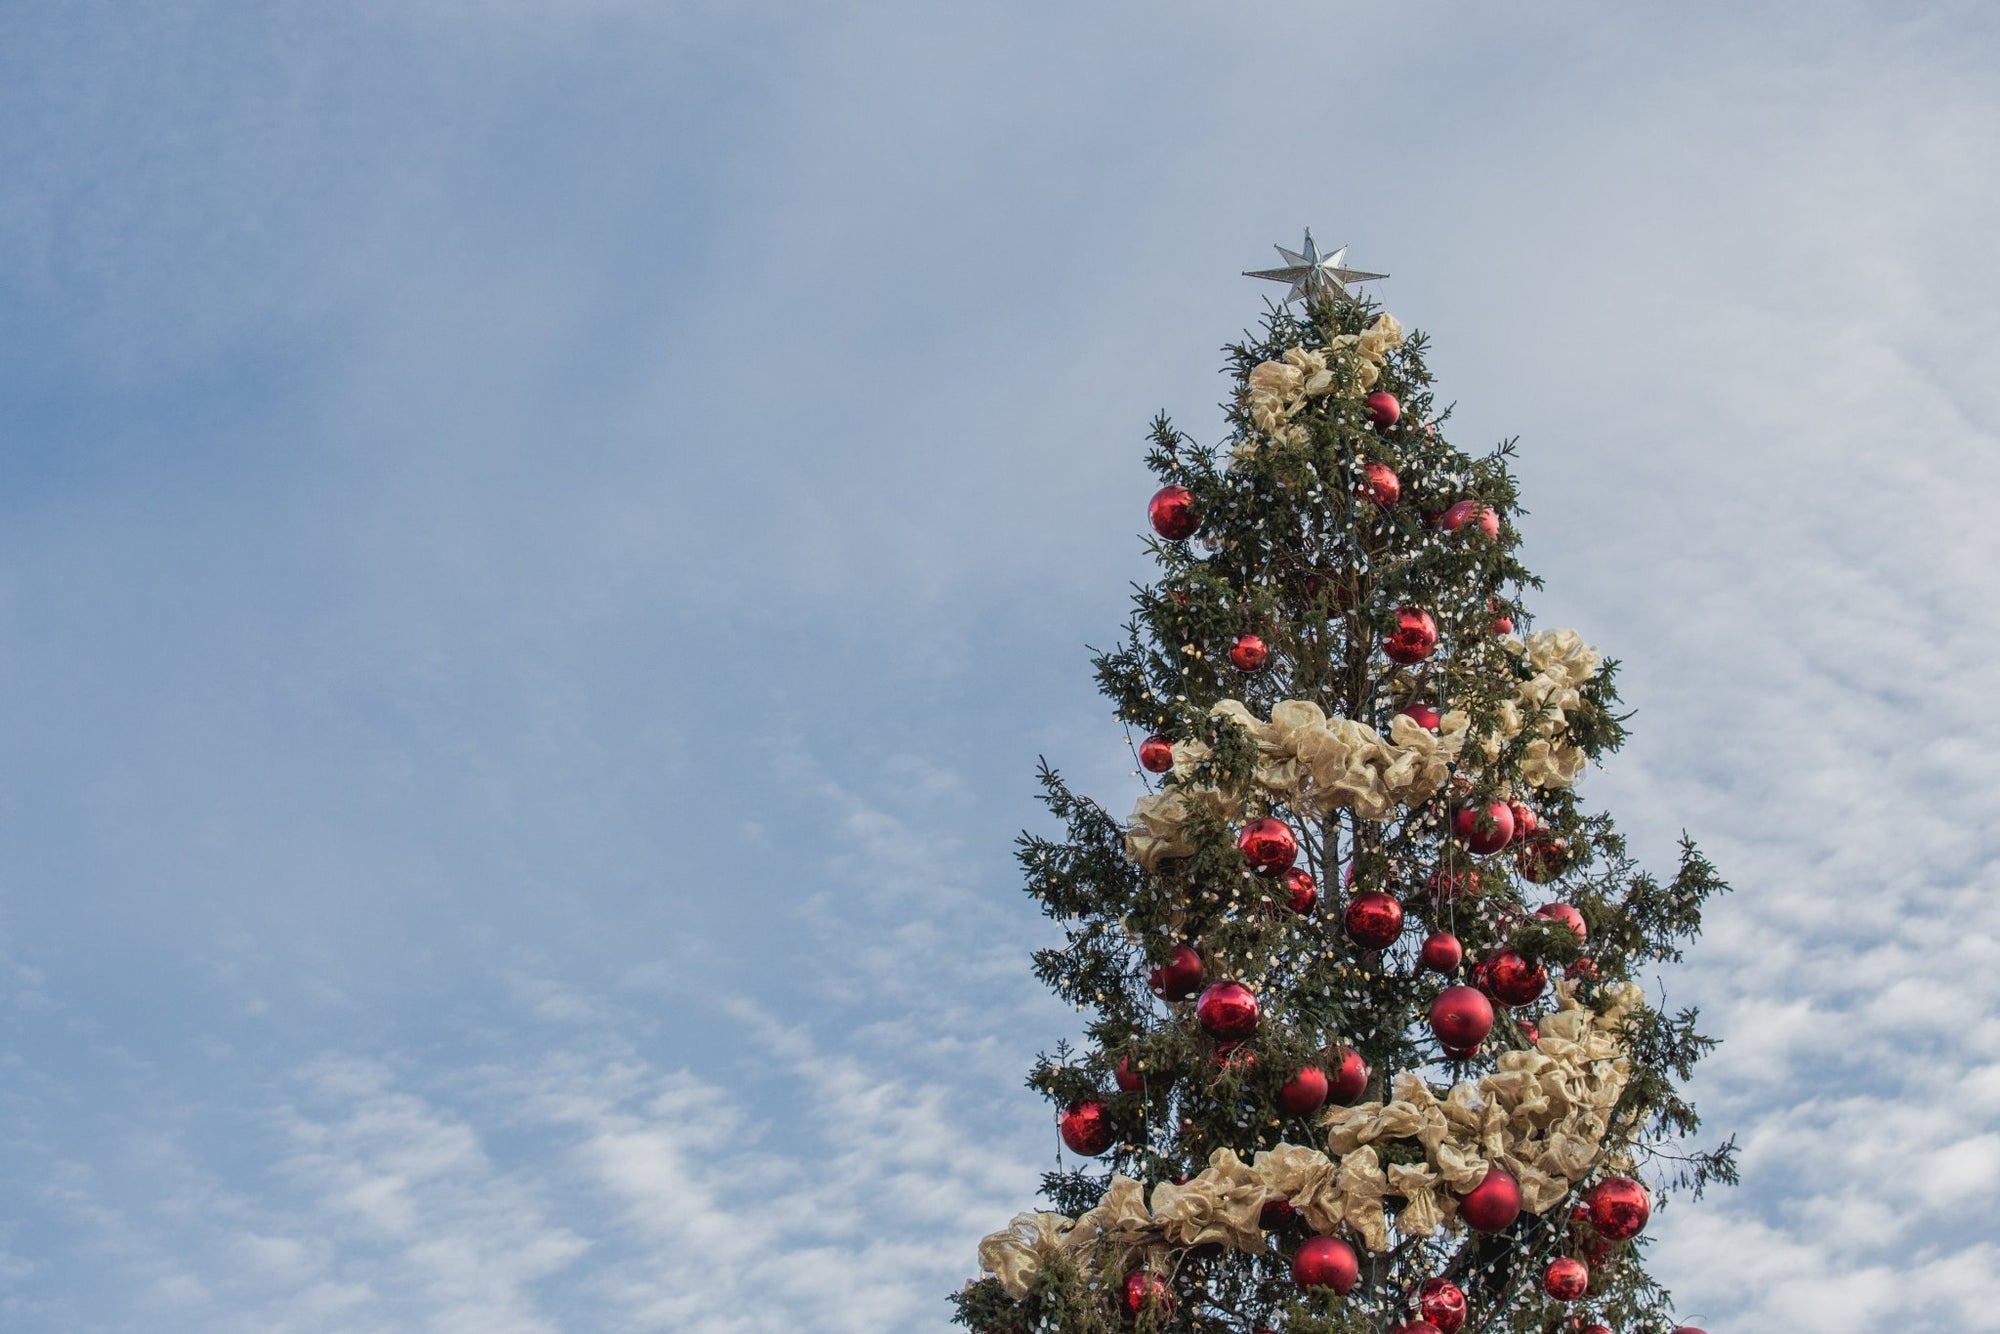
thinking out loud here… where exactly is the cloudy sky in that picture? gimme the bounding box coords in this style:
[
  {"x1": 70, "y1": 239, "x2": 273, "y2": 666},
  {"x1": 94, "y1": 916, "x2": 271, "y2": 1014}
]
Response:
[{"x1": 3, "y1": 2, "x2": 1998, "y2": 1330}]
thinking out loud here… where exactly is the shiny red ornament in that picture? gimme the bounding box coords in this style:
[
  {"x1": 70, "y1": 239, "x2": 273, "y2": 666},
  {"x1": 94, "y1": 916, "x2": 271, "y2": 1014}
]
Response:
[
  {"x1": 1196, "y1": 981, "x2": 1259, "y2": 1039},
  {"x1": 1359, "y1": 460, "x2": 1402, "y2": 506},
  {"x1": 1113, "y1": 1055, "x2": 1156, "y2": 1093},
  {"x1": 1148, "y1": 485, "x2": 1199, "y2": 541},
  {"x1": 1490, "y1": 614, "x2": 1514, "y2": 635},
  {"x1": 1327, "y1": 1046, "x2": 1370, "y2": 1104},
  {"x1": 1483, "y1": 948, "x2": 1549, "y2": 1007},
  {"x1": 1518, "y1": 1017, "x2": 1541, "y2": 1045},
  {"x1": 1507, "y1": 802, "x2": 1539, "y2": 838},
  {"x1": 1391, "y1": 1324, "x2": 1442, "y2": 1334},
  {"x1": 1291, "y1": 1236, "x2": 1359, "y2": 1292},
  {"x1": 1515, "y1": 835, "x2": 1572, "y2": 883},
  {"x1": 1586, "y1": 1176, "x2": 1652, "y2": 1240},
  {"x1": 1543, "y1": 1257, "x2": 1589, "y2": 1301},
  {"x1": 1429, "y1": 985, "x2": 1494, "y2": 1050},
  {"x1": 1399, "y1": 702, "x2": 1442, "y2": 731},
  {"x1": 1215, "y1": 1041, "x2": 1258, "y2": 1074},
  {"x1": 1282, "y1": 867, "x2": 1318, "y2": 914},
  {"x1": 1238, "y1": 818, "x2": 1299, "y2": 874},
  {"x1": 1568, "y1": 957, "x2": 1600, "y2": 981},
  {"x1": 1419, "y1": 931, "x2": 1463, "y2": 973},
  {"x1": 1535, "y1": 901, "x2": 1588, "y2": 944},
  {"x1": 1148, "y1": 945, "x2": 1205, "y2": 1001},
  {"x1": 1383, "y1": 608, "x2": 1439, "y2": 664},
  {"x1": 1417, "y1": 1276, "x2": 1468, "y2": 1333},
  {"x1": 1458, "y1": 1164, "x2": 1523, "y2": 1232},
  {"x1": 1278, "y1": 1066, "x2": 1329, "y2": 1115},
  {"x1": 1259, "y1": 1198, "x2": 1297, "y2": 1229},
  {"x1": 1439, "y1": 499, "x2": 1501, "y2": 539},
  {"x1": 1365, "y1": 390, "x2": 1401, "y2": 427},
  {"x1": 1344, "y1": 890, "x2": 1405, "y2": 949},
  {"x1": 1229, "y1": 633, "x2": 1270, "y2": 672},
  {"x1": 1138, "y1": 735, "x2": 1175, "y2": 774},
  {"x1": 1673, "y1": 1328, "x2": 1710, "y2": 1334},
  {"x1": 1059, "y1": 1100, "x2": 1112, "y2": 1156},
  {"x1": 1453, "y1": 801, "x2": 1515, "y2": 855},
  {"x1": 1123, "y1": 1269, "x2": 1176, "y2": 1316}
]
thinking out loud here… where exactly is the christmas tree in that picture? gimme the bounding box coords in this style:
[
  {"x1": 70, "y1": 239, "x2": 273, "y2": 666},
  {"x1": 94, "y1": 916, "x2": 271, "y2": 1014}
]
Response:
[{"x1": 953, "y1": 236, "x2": 1735, "y2": 1334}]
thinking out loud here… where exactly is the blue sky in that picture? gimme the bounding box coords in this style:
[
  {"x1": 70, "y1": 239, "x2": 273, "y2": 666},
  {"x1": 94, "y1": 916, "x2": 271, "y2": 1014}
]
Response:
[{"x1": 3, "y1": 2, "x2": 1998, "y2": 1329}]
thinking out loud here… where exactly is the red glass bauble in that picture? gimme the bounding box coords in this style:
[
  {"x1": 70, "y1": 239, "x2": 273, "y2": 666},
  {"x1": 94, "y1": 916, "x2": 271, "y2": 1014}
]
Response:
[
  {"x1": 1327, "y1": 1046, "x2": 1370, "y2": 1104},
  {"x1": 1568, "y1": 957, "x2": 1599, "y2": 981},
  {"x1": 1123, "y1": 1269, "x2": 1176, "y2": 1316},
  {"x1": 1138, "y1": 735, "x2": 1175, "y2": 774},
  {"x1": 1383, "y1": 608, "x2": 1439, "y2": 664},
  {"x1": 1429, "y1": 985, "x2": 1494, "y2": 1050},
  {"x1": 1439, "y1": 499, "x2": 1500, "y2": 539},
  {"x1": 1453, "y1": 801, "x2": 1516, "y2": 855},
  {"x1": 1278, "y1": 1066, "x2": 1329, "y2": 1115},
  {"x1": 1518, "y1": 1018, "x2": 1541, "y2": 1046},
  {"x1": 1419, "y1": 931, "x2": 1463, "y2": 973},
  {"x1": 1148, "y1": 945, "x2": 1205, "y2": 1001},
  {"x1": 1196, "y1": 981, "x2": 1259, "y2": 1039},
  {"x1": 1507, "y1": 802, "x2": 1539, "y2": 838},
  {"x1": 1458, "y1": 1165, "x2": 1523, "y2": 1232},
  {"x1": 1215, "y1": 1041, "x2": 1258, "y2": 1074},
  {"x1": 1344, "y1": 890, "x2": 1405, "y2": 949},
  {"x1": 1543, "y1": 1257, "x2": 1589, "y2": 1301},
  {"x1": 1281, "y1": 867, "x2": 1317, "y2": 914},
  {"x1": 1399, "y1": 702, "x2": 1442, "y2": 731},
  {"x1": 1586, "y1": 1176, "x2": 1652, "y2": 1241},
  {"x1": 1535, "y1": 901, "x2": 1588, "y2": 944},
  {"x1": 1238, "y1": 818, "x2": 1299, "y2": 874},
  {"x1": 1229, "y1": 633, "x2": 1270, "y2": 672},
  {"x1": 1515, "y1": 835, "x2": 1571, "y2": 883},
  {"x1": 1291, "y1": 1236, "x2": 1359, "y2": 1292},
  {"x1": 1417, "y1": 1277, "x2": 1467, "y2": 1332},
  {"x1": 1113, "y1": 1055, "x2": 1151, "y2": 1093},
  {"x1": 1483, "y1": 948, "x2": 1549, "y2": 1007},
  {"x1": 1580, "y1": 1326, "x2": 1613, "y2": 1334},
  {"x1": 1674, "y1": 1328, "x2": 1710, "y2": 1334},
  {"x1": 1059, "y1": 1100, "x2": 1112, "y2": 1156},
  {"x1": 1490, "y1": 614, "x2": 1514, "y2": 635},
  {"x1": 1365, "y1": 391, "x2": 1401, "y2": 427},
  {"x1": 1359, "y1": 460, "x2": 1401, "y2": 506},
  {"x1": 1148, "y1": 485, "x2": 1199, "y2": 541}
]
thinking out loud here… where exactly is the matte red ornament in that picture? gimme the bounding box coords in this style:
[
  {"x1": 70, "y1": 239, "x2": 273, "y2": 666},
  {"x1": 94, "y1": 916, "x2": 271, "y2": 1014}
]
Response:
[
  {"x1": 1344, "y1": 890, "x2": 1405, "y2": 949},
  {"x1": 1278, "y1": 1066, "x2": 1329, "y2": 1115},
  {"x1": 1484, "y1": 948, "x2": 1549, "y2": 1007},
  {"x1": 1429, "y1": 985, "x2": 1495, "y2": 1050},
  {"x1": 1148, "y1": 946, "x2": 1204, "y2": 1001},
  {"x1": 1490, "y1": 614, "x2": 1514, "y2": 635},
  {"x1": 1327, "y1": 1046, "x2": 1370, "y2": 1104},
  {"x1": 1417, "y1": 1277, "x2": 1467, "y2": 1333},
  {"x1": 1399, "y1": 702, "x2": 1442, "y2": 731},
  {"x1": 1238, "y1": 818, "x2": 1299, "y2": 874},
  {"x1": 1586, "y1": 1176, "x2": 1652, "y2": 1241},
  {"x1": 1196, "y1": 981, "x2": 1259, "y2": 1039},
  {"x1": 1458, "y1": 1165, "x2": 1523, "y2": 1232},
  {"x1": 1292, "y1": 1236, "x2": 1360, "y2": 1293},
  {"x1": 1515, "y1": 835, "x2": 1572, "y2": 883},
  {"x1": 1359, "y1": 460, "x2": 1401, "y2": 506},
  {"x1": 1365, "y1": 390, "x2": 1401, "y2": 427},
  {"x1": 1229, "y1": 633, "x2": 1270, "y2": 672},
  {"x1": 1544, "y1": 1257, "x2": 1589, "y2": 1301},
  {"x1": 1123, "y1": 1269, "x2": 1176, "y2": 1316},
  {"x1": 1059, "y1": 1100, "x2": 1112, "y2": 1156},
  {"x1": 1282, "y1": 867, "x2": 1318, "y2": 914},
  {"x1": 1535, "y1": 901, "x2": 1588, "y2": 944},
  {"x1": 1138, "y1": 735, "x2": 1175, "y2": 774},
  {"x1": 1148, "y1": 485, "x2": 1199, "y2": 541},
  {"x1": 1383, "y1": 608, "x2": 1439, "y2": 664},
  {"x1": 1453, "y1": 801, "x2": 1516, "y2": 855},
  {"x1": 1439, "y1": 499, "x2": 1501, "y2": 539},
  {"x1": 1419, "y1": 931, "x2": 1463, "y2": 973},
  {"x1": 1507, "y1": 802, "x2": 1539, "y2": 838}
]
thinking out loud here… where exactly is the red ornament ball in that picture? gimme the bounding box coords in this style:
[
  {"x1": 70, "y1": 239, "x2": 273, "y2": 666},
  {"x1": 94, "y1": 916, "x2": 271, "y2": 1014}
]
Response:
[
  {"x1": 1518, "y1": 1017, "x2": 1541, "y2": 1045},
  {"x1": 1292, "y1": 1235, "x2": 1360, "y2": 1292},
  {"x1": 1344, "y1": 890, "x2": 1405, "y2": 949},
  {"x1": 1568, "y1": 956, "x2": 1600, "y2": 981},
  {"x1": 1458, "y1": 1165, "x2": 1523, "y2": 1232},
  {"x1": 1429, "y1": 985, "x2": 1495, "y2": 1050},
  {"x1": 1419, "y1": 931, "x2": 1464, "y2": 973},
  {"x1": 1439, "y1": 499, "x2": 1501, "y2": 539},
  {"x1": 1383, "y1": 607, "x2": 1439, "y2": 664},
  {"x1": 1278, "y1": 1066, "x2": 1330, "y2": 1115},
  {"x1": 1417, "y1": 1277, "x2": 1467, "y2": 1333},
  {"x1": 1259, "y1": 1197, "x2": 1297, "y2": 1229},
  {"x1": 1148, "y1": 946, "x2": 1205, "y2": 1001},
  {"x1": 1399, "y1": 702, "x2": 1442, "y2": 731},
  {"x1": 1113, "y1": 1055, "x2": 1153, "y2": 1093},
  {"x1": 1490, "y1": 614, "x2": 1514, "y2": 635},
  {"x1": 1535, "y1": 901, "x2": 1588, "y2": 944},
  {"x1": 1586, "y1": 1176, "x2": 1653, "y2": 1241},
  {"x1": 1392, "y1": 1324, "x2": 1443, "y2": 1334},
  {"x1": 1282, "y1": 867, "x2": 1318, "y2": 914},
  {"x1": 1359, "y1": 460, "x2": 1402, "y2": 506},
  {"x1": 1148, "y1": 485, "x2": 1199, "y2": 541},
  {"x1": 1674, "y1": 1329, "x2": 1710, "y2": 1334},
  {"x1": 1196, "y1": 981, "x2": 1259, "y2": 1039},
  {"x1": 1453, "y1": 801, "x2": 1516, "y2": 855},
  {"x1": 1327, "y1": 1046, "x2": 1370, "y2": 1104},
  {"x1": 1059, "y1": 1100, "x2": 1112, "y2": 1156},
  {"x1": 1580, "y1": 1327, "x2": 1613, "y2": 1334},
  {"x1": 1215, "y1": 1041, "x2": 1258, "y2": 1074},
  {"x1": 1514, "y1": 834, "x2": 1572, "y2": 884},
  {"x1": 1483, "y1": 948, "x2": 1549, "y2": 1007},
  {"x1": 1123, "y1": 1269, "x2": 1176, "y2": 1316},
  {"x1": 1543, "y1": 1257, "x2": 1589, "y2": 1301},
  {"x1": 1429, "y1": 864, "x2": 1479, "y2": 901},
  {"x1": 1238, "y1": 817, "x2": 1299, "y2": 874},
  {"x1": 1365, "y1": 390, "x2": 1401, "y2": 427},
  {"x1": 1507, "y1": 801, "x2": 1539, "y2": 838},
  {"x1": 1137, "y1": 735, "x2": 1175, "y2": 774},
  {"x1": 1229, "y1": 633, "x2": 1270, "y2": 672}
]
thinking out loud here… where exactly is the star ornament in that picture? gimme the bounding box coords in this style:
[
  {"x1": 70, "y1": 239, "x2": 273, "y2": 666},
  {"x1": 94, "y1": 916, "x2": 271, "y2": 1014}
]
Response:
[{"x1": 1244, "y1": 229, "x2": 1387, "y2": 304}]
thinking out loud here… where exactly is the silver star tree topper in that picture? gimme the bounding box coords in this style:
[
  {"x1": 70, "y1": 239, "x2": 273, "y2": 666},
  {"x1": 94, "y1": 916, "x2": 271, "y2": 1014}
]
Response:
[{"x1": 1244, "y1": 229, "x2": 1387, "y2": 304}]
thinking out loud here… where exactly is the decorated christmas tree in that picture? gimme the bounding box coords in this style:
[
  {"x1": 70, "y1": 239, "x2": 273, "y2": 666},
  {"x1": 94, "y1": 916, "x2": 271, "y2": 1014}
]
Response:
[{"x1": 953, "y1": 235, "x2": 1735, "y2": 1334}]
